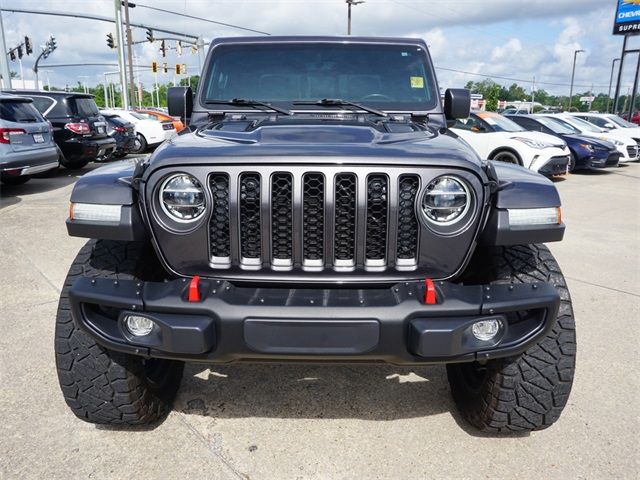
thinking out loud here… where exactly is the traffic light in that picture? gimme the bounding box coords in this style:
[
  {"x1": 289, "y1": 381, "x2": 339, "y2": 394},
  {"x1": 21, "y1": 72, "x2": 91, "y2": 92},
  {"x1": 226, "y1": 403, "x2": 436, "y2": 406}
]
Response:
[
  {"x1": 162, "y1": 62, "x2": 168, "y2": 73},
  {"x1": 182, "y1": 64, "x2": 187, "y2": 75},
  {"x1": 160, "y1": 40, "x2": 166, "y2": 57},
  {"x1": 175, "y1": 64, "x2": 181, "y2": 75},
  {"x1": 176, "y1": 40, "x2": 182, "y2": 56},
  {"x1": 25, "y1": 36, "x2": 32, "y2": 55},
  {"x1": 17, "y1": 45, "x2": 23, "y2": 59},
  {"x1": 151, "y1": 61, "x2": 157, "y2": 73},
  {"x1": 48, "y1": 36, "x2": 57, "y2": 51},
  {"x1": 9, "y1": 49, "x2": 15, "y2": 61},
  {"x1": 146, "y1": 28, "x2": 154, "y2": 43},
  {"x1": 106, "y1": 33, "x2": 116, "y2": 49}
]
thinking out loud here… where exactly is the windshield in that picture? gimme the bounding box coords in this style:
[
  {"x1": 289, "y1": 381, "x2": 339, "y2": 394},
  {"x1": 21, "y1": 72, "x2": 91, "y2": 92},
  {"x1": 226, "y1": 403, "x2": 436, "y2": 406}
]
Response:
[
  {"x1": 564, "y1": 116, "x2": 602, "y2": 133},
  {"x1": 477, "y1": 113, "x2": 525, "y2": 132},
  {"x1": 606, "y1": 115, "x2": 636, "y2": 128},
  {"x1": 202, "y1": 43, "x2": 437, "y2": 111},
  {"x1": 534, "y1": 116, "x2": 577, "y2": 134}
]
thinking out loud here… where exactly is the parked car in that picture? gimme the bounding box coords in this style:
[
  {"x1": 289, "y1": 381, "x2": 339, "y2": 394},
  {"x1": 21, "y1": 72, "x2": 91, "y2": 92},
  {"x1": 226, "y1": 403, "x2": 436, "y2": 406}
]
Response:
[
  {"x1": 0, "y1": 94, "x2": 59, "y2": 185},
  {"x1": 451, "y1": 111, "x2": 569, "y2": 175},
  {"x1": 100, "y1": 109, "x2": 172, "y2": 153},
  {"x1": 103, "y1": 113, "x2": 140, "y2": 158},
  {"x1": 59, "y1": 36, "x2": 576, "y2": 433},
  {"x1": 542, "y1": 114, "x2": 639, "y2": 162},
  {"x1": 2, "y1": 90, "x2": 116, "y2": 169},
  {"x1": 570, "y1": 112, "x2": 640, "y2": 142},
  {"x1": 135, "y1": 108, "x2": 185, "y2": 132},
  {"x1": 507, "y1": 114, "x2": 620, "y2": 171}
]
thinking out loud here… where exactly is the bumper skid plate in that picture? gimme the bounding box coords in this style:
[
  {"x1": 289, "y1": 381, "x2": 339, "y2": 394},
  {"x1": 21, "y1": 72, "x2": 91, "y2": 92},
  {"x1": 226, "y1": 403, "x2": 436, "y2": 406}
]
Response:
[{"x1": 69, "y1": 277, "x2": 560, "y2": 365}]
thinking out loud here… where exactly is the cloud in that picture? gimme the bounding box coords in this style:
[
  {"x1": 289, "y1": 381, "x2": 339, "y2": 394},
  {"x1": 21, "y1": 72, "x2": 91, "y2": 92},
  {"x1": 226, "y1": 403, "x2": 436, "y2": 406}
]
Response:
[{"x1": 490, "y1": 38, "x2": 522, "y2": 62}]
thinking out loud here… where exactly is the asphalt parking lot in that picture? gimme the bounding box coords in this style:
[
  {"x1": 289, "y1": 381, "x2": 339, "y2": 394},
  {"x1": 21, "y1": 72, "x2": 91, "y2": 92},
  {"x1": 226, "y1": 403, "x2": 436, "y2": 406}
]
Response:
[{"x1": 1, "y1": 161, "x2": 638, "y2": 479}]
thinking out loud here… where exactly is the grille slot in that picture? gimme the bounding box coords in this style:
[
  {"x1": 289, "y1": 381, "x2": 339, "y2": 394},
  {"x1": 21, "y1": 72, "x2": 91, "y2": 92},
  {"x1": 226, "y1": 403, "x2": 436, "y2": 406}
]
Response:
[
  {"x1": 365, "y1": 174, "x2": 389, "y2": 265},
  {"x1": 209, "y1": 174, "x2": 231, "y2": 262},
  {"x1": 239, "y1": 173, "x2": 262, "y2": 263},
  {"x1": 271, "y1": 173, "x2": 293, "y2": 266},
  {"x1": 302, "y1": 173, "x2": 325, "y2": 267},
  {"x1": 334, "y1": 173, "x2": 357, "y2": 267},
  {"x1": 396, "y1": 175, "x2": 419, "y2": 265}
]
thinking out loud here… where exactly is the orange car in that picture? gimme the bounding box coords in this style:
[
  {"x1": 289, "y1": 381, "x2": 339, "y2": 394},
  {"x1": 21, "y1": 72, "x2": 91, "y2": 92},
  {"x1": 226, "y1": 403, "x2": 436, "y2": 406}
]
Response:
[{"x1": 135, "y1": 109, "x2": 185, "y2": 132}]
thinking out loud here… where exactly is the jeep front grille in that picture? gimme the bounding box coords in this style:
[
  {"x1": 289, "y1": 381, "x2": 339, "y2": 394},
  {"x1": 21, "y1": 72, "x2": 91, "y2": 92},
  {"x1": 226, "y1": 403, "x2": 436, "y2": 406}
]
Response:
[{"x1": 206, "y1": 168, "x2": 424, "y2": 272}]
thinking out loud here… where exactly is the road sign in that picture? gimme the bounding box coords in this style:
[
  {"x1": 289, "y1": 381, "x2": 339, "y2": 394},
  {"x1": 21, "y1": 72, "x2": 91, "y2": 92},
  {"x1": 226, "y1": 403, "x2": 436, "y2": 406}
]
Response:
[
  {"x1": 579, "y1": 96, "x2": 595, "y2": 102},
  {"x1": 613, "y1": 0, "x2": 640, "y2": 35}
]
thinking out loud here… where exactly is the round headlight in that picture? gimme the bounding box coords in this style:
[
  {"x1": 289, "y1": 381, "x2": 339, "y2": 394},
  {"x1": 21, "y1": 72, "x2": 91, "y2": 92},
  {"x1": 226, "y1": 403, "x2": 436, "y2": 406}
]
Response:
[
  {"x1": 160, "y1": 174, "x2": 206, "y2": 222},
  {"x1": 421, "y1": 176, "x2": 470, "y2": 225}
]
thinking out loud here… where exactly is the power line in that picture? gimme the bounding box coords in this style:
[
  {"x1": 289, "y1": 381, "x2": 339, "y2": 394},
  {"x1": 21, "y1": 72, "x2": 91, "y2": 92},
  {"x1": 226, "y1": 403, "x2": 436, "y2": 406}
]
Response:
[
  {"x1": 434, "y1": 66, "x2": 611, "y2": 89},
  {"x1": 133, "y1": 3, "x2": 270, "y2": 36}
]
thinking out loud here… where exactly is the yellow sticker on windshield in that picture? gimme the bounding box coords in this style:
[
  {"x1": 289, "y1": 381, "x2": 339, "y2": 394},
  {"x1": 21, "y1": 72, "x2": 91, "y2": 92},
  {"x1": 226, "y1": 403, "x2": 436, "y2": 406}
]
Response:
[{"x1": 410, "y1": 76, "x2": 424, "y2": 89}]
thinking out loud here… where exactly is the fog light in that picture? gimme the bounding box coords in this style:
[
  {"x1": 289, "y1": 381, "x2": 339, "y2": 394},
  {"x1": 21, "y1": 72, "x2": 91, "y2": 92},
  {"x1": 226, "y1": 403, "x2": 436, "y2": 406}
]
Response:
[
  {"x1": 125, "y1": 315, "x2": 155, "y2": 337},
  {"x1": 471, "y1": 318, "x2": 503, "y2": 341}
]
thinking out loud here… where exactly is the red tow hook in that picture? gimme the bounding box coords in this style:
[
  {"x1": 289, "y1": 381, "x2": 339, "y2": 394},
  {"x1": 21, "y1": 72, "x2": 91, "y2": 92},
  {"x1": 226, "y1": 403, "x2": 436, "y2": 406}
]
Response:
[
  {"x1": 188, "y1": 275, "x2": 201, "y2": 302},
  {"x1": 424, "y1": 278, "x2": 437, "y2": 305}
]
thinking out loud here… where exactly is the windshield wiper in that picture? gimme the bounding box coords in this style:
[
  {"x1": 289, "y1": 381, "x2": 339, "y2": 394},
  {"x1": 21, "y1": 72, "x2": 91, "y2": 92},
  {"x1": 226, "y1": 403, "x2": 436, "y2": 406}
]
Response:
[
  {"x1": 204, "y1": 98, "x2": 293, "y2": 116},
  {"x1": 293, "y1": 98, "x2": 387, "y2": 117}
]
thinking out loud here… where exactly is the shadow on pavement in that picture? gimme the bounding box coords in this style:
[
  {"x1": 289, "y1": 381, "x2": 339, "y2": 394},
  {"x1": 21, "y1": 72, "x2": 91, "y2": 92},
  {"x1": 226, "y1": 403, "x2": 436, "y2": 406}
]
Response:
[{"x1": 176, "y1": 363, "x2": 452, "y2": 420}]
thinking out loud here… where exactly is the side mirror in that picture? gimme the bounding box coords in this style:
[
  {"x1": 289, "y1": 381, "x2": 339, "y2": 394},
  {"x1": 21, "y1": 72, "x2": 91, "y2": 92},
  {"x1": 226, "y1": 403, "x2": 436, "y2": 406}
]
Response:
[
  {"x1": 603, "y1": 122, "x2": 615, "y2": 129},
  {"x1": 167, "y1": 86, "x2": 193, "y2": 122},
  {"x1": 444, "y1": 88, "x2": 471, "y2": 127}
]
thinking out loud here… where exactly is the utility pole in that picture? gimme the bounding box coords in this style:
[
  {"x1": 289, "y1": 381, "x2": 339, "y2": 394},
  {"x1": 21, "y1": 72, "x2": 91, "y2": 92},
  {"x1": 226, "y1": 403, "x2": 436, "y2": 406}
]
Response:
[
  {"x1": 607, "y1": 58, "x2": 620, "y2": 113},
  {"x1": 123, "y1": 0, "x2": 136, "y2": 108},
  {"x1": 346, "y1": 0, "x2": 364, "y2": 35},
  {"x1": 0, "y1": 10, "x2": 11, "y2": 88},
  {"x1": 114, "y1": 0, "x2": 129, "y2": 109},
  {"x1": 568, "y1": 49, "x2": 585, "y2": 111},
  {"x1": 531, "y1": 76, "x2": 535, "y2": 105},
  {"x1": 103, "y1": 73, "x2": 109, "y2": 108},
  {"x1": 628, "y1": 52, "x2": 640, "y2": 121},
  {"x1": 196, "y1": 35, "x2": 205, "y2": 74},
  {"x1": 613, "y1": 35, "x2": 628, "y2": 115}
]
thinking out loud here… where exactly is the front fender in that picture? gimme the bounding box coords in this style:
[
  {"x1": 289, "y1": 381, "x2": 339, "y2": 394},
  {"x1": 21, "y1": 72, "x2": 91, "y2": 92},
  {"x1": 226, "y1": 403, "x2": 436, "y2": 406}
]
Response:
[
  {"x1": 66, "y1": 159, "x2": 148, "y2": 241},
  {"x1": 479, "y1": 161, "x2": 565, "y2": 246}
]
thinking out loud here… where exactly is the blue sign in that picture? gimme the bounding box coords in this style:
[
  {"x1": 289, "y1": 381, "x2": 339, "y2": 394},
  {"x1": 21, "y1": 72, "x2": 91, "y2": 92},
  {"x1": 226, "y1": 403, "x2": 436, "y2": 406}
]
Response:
[{"x1": 613, "y1": 0, "x2": 640, "y2": 35}]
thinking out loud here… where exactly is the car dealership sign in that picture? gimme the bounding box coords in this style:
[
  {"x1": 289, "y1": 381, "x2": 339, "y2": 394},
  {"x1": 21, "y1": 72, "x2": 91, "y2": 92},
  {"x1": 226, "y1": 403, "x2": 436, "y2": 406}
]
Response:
[{"x1": 613, "y1": 0, "x2": 640, "y2": 35}]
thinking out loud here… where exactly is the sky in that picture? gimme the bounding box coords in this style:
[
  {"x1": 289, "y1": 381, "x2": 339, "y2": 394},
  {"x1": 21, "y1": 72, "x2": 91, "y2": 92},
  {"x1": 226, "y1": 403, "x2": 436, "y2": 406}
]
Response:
[{"x1": 2, "y1": 0, "x2": 639, "y2": 98}]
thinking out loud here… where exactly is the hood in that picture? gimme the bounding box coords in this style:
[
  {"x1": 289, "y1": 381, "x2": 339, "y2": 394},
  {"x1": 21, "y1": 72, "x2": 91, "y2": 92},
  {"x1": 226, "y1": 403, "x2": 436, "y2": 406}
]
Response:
[
  {"x1": 149, "y1": 117, "x2": 484, "y2": 170},
  {"x1": 561, "y1": 134, "x2": 615, "y2": 149}
]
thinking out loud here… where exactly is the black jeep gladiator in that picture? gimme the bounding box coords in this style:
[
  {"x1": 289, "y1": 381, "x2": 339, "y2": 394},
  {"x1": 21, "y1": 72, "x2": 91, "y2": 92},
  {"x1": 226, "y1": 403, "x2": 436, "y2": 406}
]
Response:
[{"x1": 56, "y1": 36, "x2": 575, "y2": 432}]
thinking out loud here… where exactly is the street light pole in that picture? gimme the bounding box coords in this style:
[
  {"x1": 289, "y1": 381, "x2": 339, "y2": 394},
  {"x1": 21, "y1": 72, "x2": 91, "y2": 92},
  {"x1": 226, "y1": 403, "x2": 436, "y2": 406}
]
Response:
[
  {"x1": 568, "y1": 49, "x2": 585, "y2": 111},
  {"x1": 346, "y1": 0, "x2": 364, "y2": 35},
  {"x1": 606, "y1": 58, "x2": 620, "y2": 113},
  {"x1": 113, "y1": 0, "x2": 129, "y2": 109},
  {"x1": 0, "y1": 10, "x2": 13, "y2": 88}
]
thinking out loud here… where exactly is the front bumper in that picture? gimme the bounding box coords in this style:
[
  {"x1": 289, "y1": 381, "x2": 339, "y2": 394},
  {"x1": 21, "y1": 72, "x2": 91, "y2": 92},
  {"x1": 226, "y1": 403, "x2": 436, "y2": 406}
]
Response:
[
  {"x1": 69, "y1": 277, "x2": 560, "y2": 365},
  {"x1": 537, "y1": 155, "x2": 570, "y2": 176}
]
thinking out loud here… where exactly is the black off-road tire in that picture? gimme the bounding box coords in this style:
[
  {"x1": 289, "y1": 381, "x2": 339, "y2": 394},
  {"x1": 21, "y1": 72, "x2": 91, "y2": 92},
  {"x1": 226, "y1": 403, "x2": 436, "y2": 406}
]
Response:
[
  {"x1": 447, "y1": 244, "x2": 576, "y2": 433},
  {"x1": 55, "y1": 240, "x2": 184, "y2": 425}
]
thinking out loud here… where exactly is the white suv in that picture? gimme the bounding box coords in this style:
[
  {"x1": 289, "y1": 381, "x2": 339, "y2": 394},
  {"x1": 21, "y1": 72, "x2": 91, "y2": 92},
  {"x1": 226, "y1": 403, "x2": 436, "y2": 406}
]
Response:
[{"x1": 451, "y1": 111, "x2": 569, "y2": 175}]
